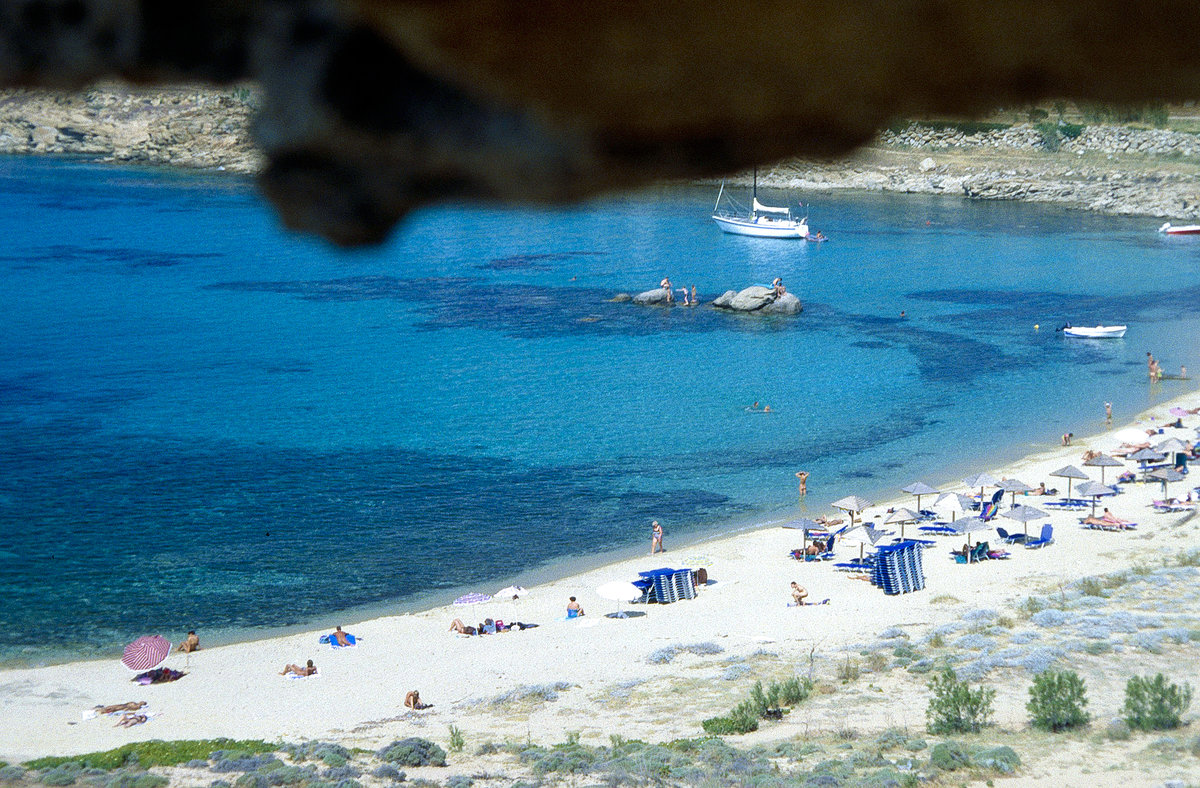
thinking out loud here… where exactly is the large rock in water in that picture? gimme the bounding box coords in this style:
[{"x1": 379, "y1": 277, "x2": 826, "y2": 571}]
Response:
[
  {"x1": 712, "y1": 286, "x2": 801, "y2": 314},
  {"x1": 632, "y1": 288, "x2": 672, "y2": 305}
]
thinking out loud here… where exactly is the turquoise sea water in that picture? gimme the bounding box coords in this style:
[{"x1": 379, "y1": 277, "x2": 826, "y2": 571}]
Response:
[{"x1": 2, "y1": 156, "x2": 1199, "y2": 665}]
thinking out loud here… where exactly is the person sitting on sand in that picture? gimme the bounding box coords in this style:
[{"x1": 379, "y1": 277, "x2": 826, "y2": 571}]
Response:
[
  {"x1": 1081, "y1": 450, "x2": 1099, "y2": 462},
  {"x1": 176, "y1": 630, "x2": 199, "y2": 653},
  {"x1": 790, "y1": 581, "x2": 809, "y2": 606},
  {"x1": 449, "y1": 618, "x2": 476, "y2": 635},
  {"x1": 331, "y1": 625, "x2": 352, "y2": 646},
  {"x1": 566, "y1": 596, "x2": 584, "y2": 618},
  {"x1": 94, "y1": 701, "x2": 147, "y2": 715},
  {"x1": 1031, "y1": 482, "x2": 1047, "y2": 495},
  {"x1": 280, "y1": 659, "x2": 316, "y2": 677}
]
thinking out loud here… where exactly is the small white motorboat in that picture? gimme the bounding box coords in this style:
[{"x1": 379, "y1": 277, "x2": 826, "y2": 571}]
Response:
[
  {"x1": 1159, "y1": 222, "x2": 1200, "y2": 235},
  {"x1": 1062, "y1": 325, "x2": 1127, "y2": 339}
]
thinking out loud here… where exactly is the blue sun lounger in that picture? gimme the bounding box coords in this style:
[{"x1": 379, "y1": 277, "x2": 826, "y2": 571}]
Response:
[{"x1": 1024, "y1": 524, "x2": 1055, "y2": 549}]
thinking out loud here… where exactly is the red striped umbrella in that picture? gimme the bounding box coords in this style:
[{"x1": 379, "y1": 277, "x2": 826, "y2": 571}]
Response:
[{"x1": 121, "y1": 635, "x2": 171, "y2": 671}]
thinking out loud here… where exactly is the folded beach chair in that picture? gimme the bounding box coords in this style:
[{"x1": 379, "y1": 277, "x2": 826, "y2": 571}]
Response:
[{"x1": 1023, "y1": 524, "x2": 1054, "y2": 549}]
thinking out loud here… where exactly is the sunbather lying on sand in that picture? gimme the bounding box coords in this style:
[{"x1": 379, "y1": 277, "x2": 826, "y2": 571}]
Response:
[
  {"x1": 449, "y1": 618, "x2": 476, "y2": 635},
  {"x1": 94, "y1": 701, "x2": 146, "y2": 715},
  {"x1": 280, "y1": 660, "x2": 316, "y2": 677},
  {"x1": 814, "y1": 516, "x2": 844, "y2": 527},
  {"x1": 116, "y1": 713, "x2": 147, "y2": 728}
]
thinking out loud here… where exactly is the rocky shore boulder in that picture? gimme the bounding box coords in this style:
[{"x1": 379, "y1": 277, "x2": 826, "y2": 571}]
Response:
[
  {"x1": 632, "y1": 288, "x2": 672, "y2": 305},
  {"x1": 712, "y1": 286, "x2": 802, "y2": 314}
]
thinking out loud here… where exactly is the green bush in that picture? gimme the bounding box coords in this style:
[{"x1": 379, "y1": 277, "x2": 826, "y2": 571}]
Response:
[
  {"x1": 1124, "y1": 674, "x2": 1193, "y2": 731},
  {"x1": 928, "y1": 741, "x2": 972, "y2": 771},
  {"x1": 1059, "y1": 122, "x2": 1085, "y2": 139},
  {"x1": 777, "y1": 676, "x2": 813, "y2": 705},
  {"x1": 1028, "y1": 107, "x2": 1050, "y2": 123},
  {"x1": 926, "y1": 669, "x2": 996, "y2": 734},
  {"x1": 1028, "y1": 670, "x2": 1090, "y2": 731},
  {"x1": 25, "y1": 741, "x2": 276, "y2": 772},
  {"x1": 1035, "y1": 121, "x2": 1062, "y2": 152},
  {"x1": 974, "y1": 745, "x2": 1021, "y2": 774},
  {"x1": 38, "y1": 767, "x2": 78, "y2": 786},
  {"x1": 447, "y1": 725, "x2": 465, "y2": 753},
  {"x1": 376, "y1": 738, "x2": 447, "y2": 767}
]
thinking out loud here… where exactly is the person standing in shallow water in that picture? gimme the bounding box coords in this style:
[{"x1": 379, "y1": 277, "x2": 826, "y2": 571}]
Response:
[
  {"x1": 1105, "y1": 402, "x2": 1113, "y2": 423},
  {"x1": 796, "y1": 471, "x2": 809, "y2": 497},
  {"x1": 651, "y1": 520, "x2": 664, "y2": 554}
]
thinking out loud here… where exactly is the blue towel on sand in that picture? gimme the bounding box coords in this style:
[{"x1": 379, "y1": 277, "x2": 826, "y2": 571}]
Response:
[{"x1": 319, "y1": 633, "x2": 357, "y2": 648}]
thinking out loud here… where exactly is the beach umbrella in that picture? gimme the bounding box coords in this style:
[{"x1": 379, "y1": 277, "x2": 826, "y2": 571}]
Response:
[
  {"x1": 1128, "y1": 447, "x2": 1166, "y2": 463},
  {"x1": 1050, "y1": 465, "x2": 1090, "y2": 501},
  {"x1": 781, "y1": 517, "x2": 825, "y2": 550},
  {"x1": 962, "y1": 473, "x2": 1000, "y2": 502},
  {"x1": 998, "y1": 478, "x2": 1034, "y2": 506},
  {"x1": 884, "y1": 507, "x2": 920, "y2": 539},
  {"x1": 841, "y1": 524, "x2": 887, "y2": 559},
  {"x1": 831, "y1": 495, "x2": 872, "y2": 527},
  {"x1": 935, "y1": 492, "x2": 975, "y2": 521},
  {"x1": 121, "y1": 635, "x2": 171, "y2": 672},
  {"x1": 1077, "y1": 481, "x2": 1116, "y2": 515},
  {"x1": 596, "y1": 580, "x2": 642, "y2": 618},
  {"x1": 495, "y1": 585, "x2": 528, "y2": 599},
  {"x1": 453, "y1": 592, "x2": 492, "y2": 607},
  {"x1": 1114, "y1": 427, "x2": 1152, "y2": 445},
  {"x1": 1003, "y1": 504, "x2": 1047, "y2": 538},
  {"x1": 900, "y1": 481, "x2": 940, "y2": 512},
  {"x1": 1083, "y1": 453, "x2": 1124, "y2": 484},
  {"x1": 949, "y1": 516, "x2": 993, "y2": 546},
  {"x1": 1149, "y1": 467, "x2": 1186, "y2": 497},
  {"x1": 1155, "y1": 438, "x2": 1191, "y2": 457}
]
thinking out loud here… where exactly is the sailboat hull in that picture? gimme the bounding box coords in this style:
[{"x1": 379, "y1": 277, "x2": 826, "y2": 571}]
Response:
[{"x1": 712, "y1": 214, "x2": 808, "y2": 238}]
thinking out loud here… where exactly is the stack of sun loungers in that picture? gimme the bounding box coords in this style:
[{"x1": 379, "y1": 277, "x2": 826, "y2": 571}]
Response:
[
  {"x1": 633, "y1": 568, "x2": 696, "y2": 604},
  {"x1": 918, "y1": 523, "x2": 957, "y2": 536},
  {"x1": 870, "y1": 540, "x2": 925, "y2": 595}
]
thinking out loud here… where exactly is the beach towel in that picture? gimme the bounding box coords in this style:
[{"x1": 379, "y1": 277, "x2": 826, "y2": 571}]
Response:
[
  {"x1": 787, "y1": 599, "x2": 830, "y2": 606},
  {"x1": 284, "y1": 670, "x2": 319, "y2": 680},
  {"x1": 319, "y1": 632, "x2": 357, "y2": 648},
  {"x1": 132, "y1": 667, "x2": 184, "y2": 685}
]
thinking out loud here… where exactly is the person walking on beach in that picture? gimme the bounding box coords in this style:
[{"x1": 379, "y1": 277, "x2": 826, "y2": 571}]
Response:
[
  {"x1": 796, "y1": 471, "x2": 809, "y2": 497},
  {"x1": 651, "y1": 520, "x2": 664, "y2": 554}
]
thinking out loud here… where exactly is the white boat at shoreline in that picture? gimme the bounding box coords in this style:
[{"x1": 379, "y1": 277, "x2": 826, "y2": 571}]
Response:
[
  {"x1": 1062, "y1": 325, "x2": 1127, "y2": 339},
  {"x1": 712, "y1": 169, "x2": 809, "y2": 239},
  {"x1": 1159, "y1": 222, "x2": 1200, "y2": 235}
]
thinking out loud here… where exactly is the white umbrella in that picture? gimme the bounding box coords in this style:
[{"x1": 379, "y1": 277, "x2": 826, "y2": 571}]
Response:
[
  {"x1": 495, "y1": 585, "x2": 528, "y2": 599},
  {"x1": 1114, "y1": 427, "x2": 1152, "y2": 444},
  {"x1": 596, "y1": 581, "x2": 643, "y2": 618},
  {"x1": 935, "y1": 492, "x2": 975, "y2": 521},
  {"x1": 841, "y1": 524, "x2": 887, "y2": 559}
]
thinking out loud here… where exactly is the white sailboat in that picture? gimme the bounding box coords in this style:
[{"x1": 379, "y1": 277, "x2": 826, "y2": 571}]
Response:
[{"x1": 712, "y1": 169, "x2": 809, "y2": 239}]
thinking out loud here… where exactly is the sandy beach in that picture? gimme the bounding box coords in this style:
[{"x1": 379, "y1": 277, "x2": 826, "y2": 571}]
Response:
[{"x1": 4, "y1": 388, "x2": 1200, "y2": 785}]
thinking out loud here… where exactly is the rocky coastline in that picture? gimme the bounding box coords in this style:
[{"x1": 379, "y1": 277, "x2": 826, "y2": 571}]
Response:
[{"x1": 1, "y1": 86, "x2": 1199, "y2": 220}]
